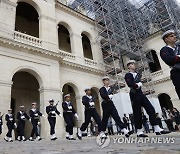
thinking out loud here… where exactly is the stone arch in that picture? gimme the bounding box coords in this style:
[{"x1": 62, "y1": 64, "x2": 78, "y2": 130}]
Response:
[
  {"x1": 58, "y1": 21, "x2": 73, "y2": 35},
  {"x1": 16, "y1": 0, "x2": 41, "y2": 16},
  {"x1": 10, "y1": 66, "x2": 44, "y2": 88}
]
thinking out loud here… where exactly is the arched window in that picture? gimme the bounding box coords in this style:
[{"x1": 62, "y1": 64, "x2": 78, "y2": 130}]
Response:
[
  {"x1": 58, "y1": 24, "x2": 71, "y2": 53},
  {"x1": 15, "y1": 2, "x2": 39, "y2": 37},
  {"x1": 82, "y1": 33, "x2": 93, "y2": 59},
  {"x1": 148, "y1": 50, "x2": 161, "y2": 73}
]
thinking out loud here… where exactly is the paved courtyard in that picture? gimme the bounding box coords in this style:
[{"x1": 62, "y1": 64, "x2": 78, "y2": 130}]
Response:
[{"x1": 0, "y1": 132, "x2": 180, "y2": 154}]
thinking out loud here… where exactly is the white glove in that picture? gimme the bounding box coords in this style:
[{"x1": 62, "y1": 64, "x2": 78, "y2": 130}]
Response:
[
  {"x1": 29, "y1": 119, "x2": 31, "y2": 122},
  {"x1": 9, "y1": 118, "x2": 13, "y2": 121},
  {"x1": 34, "y1": 113, "x2": 38, "y2": 116},
  {"x1": 68, "y1": 106, "x2": 72, "y2": 110},
  {"x1": 58, "y1": 114, "x2": 62, "y2": 118},
  {"x1": 38, "y1": 121, "x2": 41, "y2": 125},
  {"x1": 108, "y1": 94, "x2": 113, "y2": 99},
  {"x1": 137, "y1": 82, "x2": 142, "y2": 89},
  {"x1": 14, "y1": 123, "x2": 17, "y2": 128},
  {"x1": 51, "y1": 111, "x2": 56, "y2": 114},
  {"x1": 21, "y1": 116, "x2": 25, "y2": 119},
  {"x1": 74, "y1": 113, "x2": 78, "y2": 119},
  {"x1": 42, "y1": 115, "x2": 45, "y2": 118},
  {"x1": 89, "y1": 102, "x2": 95, "y2": 106}
]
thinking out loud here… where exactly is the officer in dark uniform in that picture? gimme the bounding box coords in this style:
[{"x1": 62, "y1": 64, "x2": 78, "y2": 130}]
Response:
[
  {"x1": 29, "y1": 102, "x2": 45, "y2": 141},
  {"x1": 4, "y1": 109, "x2": 16, "y2": 142},
  {"x1": 62, "y1": 94, "x2": 78, "y2": 140},
  {"x1": 99, "y1": 76, "x2": 133, "y2": 138},
  {"x1": 124, "y1": 60, "x2": 171, "y2": 137},
  {"x1": 160, "y1": 30, "x2": 180, "y2": 99},
  {"x1": 16, "y1": 106, "x2": 30, "y2": 141},
  {"x1": 0, "y1": 112, "x2": 3, "y2": 135},
  {"x1": 46, "y1": 99, "x2": 62, "y2": 140},
  {"x1": 77, "y1": 88, "x2": 102, "y2": 140}
]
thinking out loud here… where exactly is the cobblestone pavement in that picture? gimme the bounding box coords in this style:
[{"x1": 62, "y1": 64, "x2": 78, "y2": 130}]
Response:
[{"x1": 0, "y1": 132, "x2": 180, "y2": 154}]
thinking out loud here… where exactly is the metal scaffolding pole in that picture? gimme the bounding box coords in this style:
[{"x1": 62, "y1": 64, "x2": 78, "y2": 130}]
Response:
[{"x1": 57, "y1": 0, "x2": 180, "y2": 95}]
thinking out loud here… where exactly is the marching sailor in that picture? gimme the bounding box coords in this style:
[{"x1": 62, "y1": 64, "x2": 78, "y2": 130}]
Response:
[
  {"x1": 160, "y1": 30, "x2": 180, "y2": 99},
  {"x1": 99, "y1": 76, "x2": 133, "y2": 138},
  {"x1": 62, "y1": 94, "x2": 78, "y2": 140},
  {"x1": 4, "y1": 109, "x2": 16, "y2": 142},
  {"x1": 125, "y1": 60, "x2": 171, "y2": 137},
  {"x1": 16, "y1": 105, "x2": 30, "y2": 141},
  {"x1": 0, "y1": 112, "x2": 3, "y2": 135},
  {"x1": 77, "y1": 88, "x2": 102, "y2": 140},
  {"x1": 46, "y1": 99, "x2": 62, "y2": 140},
  {"x1": 29, "y1": 102, "x2": 45, "y2": 141}
]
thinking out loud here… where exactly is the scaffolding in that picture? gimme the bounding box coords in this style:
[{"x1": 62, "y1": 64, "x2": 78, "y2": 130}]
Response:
[{"x1": 57, "y1": 0, "x2": 180, "y2": 95}]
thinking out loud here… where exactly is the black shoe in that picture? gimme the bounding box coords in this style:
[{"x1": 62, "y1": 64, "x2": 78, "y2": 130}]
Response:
[
  {"x1": 137, "y1": 134, "x2": 148, "y2": 137},
  {"x1": 37, "y1": 137, "x2": 42, "y2": 141},
  {"x1": 29, "y1": 138, "x2": 34, "y2": 141},
  {"x1": 4, "y1": 138, "x2": 8, "y2": 142},
  {"x1": 155, "y1": 130, "x2": 171, "y2": 135},
  {"x1": 66, "y1": 136, "x2": 70, "y2": 140},
  {"x1": 125, "y1": 130, "x2": 134, "y2": 137},
  {"x1": 76, "y1": 133, "x2": 82, "y2": 140},
  {"x1": 51, "y1": 137, "x2": 57, "y2": 140},
  {"x1": 69, "y1": 138, "x2": 76, "y2": 140}
]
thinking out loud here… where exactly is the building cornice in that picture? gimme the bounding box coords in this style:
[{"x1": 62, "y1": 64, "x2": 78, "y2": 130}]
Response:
[
  {"x1": 55, "y1": 1, "x2": 95, "y2": 25},
  {"x1": 0, "y1": 36, "x2": 104, "y2": 75},
  {"x1": 153, "y1": 76, "x2": 171, "y2": 85},
  {"x1": 0, "y1": 36, "x2": 63, "y2": 60},
  {"x1": 0, "y1": 80, "x2": 13, "y2": 87},
  {"x1": 60, "y1": 60, "x2": 105, "y2": 75}
]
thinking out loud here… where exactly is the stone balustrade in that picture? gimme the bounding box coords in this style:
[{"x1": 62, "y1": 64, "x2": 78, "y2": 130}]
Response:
[{"x1": 14, "y1": 31, "x2": 42, "y2": 47}]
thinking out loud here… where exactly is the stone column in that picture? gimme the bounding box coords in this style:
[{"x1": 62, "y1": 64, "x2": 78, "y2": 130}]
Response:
[
  {"x1": 0, "y1": 0, "x2": 16, "y2": 39},
  {"x1": 39, "y1": 87, "x2": 64, "y2": 138},
  {"x1": 70, "y1": 32, "x2": 84, "y2": 64},
  {"x1": 39, "y1": 14, "x2": 58, "y2": 52},
  {"x1": 171, "y1": 97, "x2": 180, "y2": 110},
  {"x1": 0, "y1": 80, "x2": 13, "y2": 139}
]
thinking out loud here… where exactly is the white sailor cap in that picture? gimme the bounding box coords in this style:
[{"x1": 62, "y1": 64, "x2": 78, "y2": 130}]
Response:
[
  {"x1": 161, "y1": 30, "x2": 175, "y2": 39},
  {"x1": 126, "y1": 60, "x2": 136, "y2": 66},
  {"x1": 20, "y1": 105, "x2": 25, "y2": 108},
  {"x1": 49, "y1": 99, "x2": 54, "y2": 102},
  {"x1": 8, "y1": 109, "x2": 12, "y2": 111},
  {"x1": 84, "y1": 88, "x2": 91, "y2": 92},
  {"x1": 64, "y1": 94, "x2": 70, "y2": 98},
  {"x1": 32, "y1": 102, "x2": 37, "y2": 105},
  {"x1": 102, "y1": 76, "x2": 109, "y2": 80}
]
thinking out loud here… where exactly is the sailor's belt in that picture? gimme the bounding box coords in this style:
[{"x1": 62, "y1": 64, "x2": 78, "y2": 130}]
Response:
[
  {"x1": 86, "y1": 106, "x2": 95, "y2": 109},
  {"x1": 64, "y1": 111, "x2": 72, "y2": 113},
  {"x1": 49, "y1": 116, "x2": 56, "y2": 118}
]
